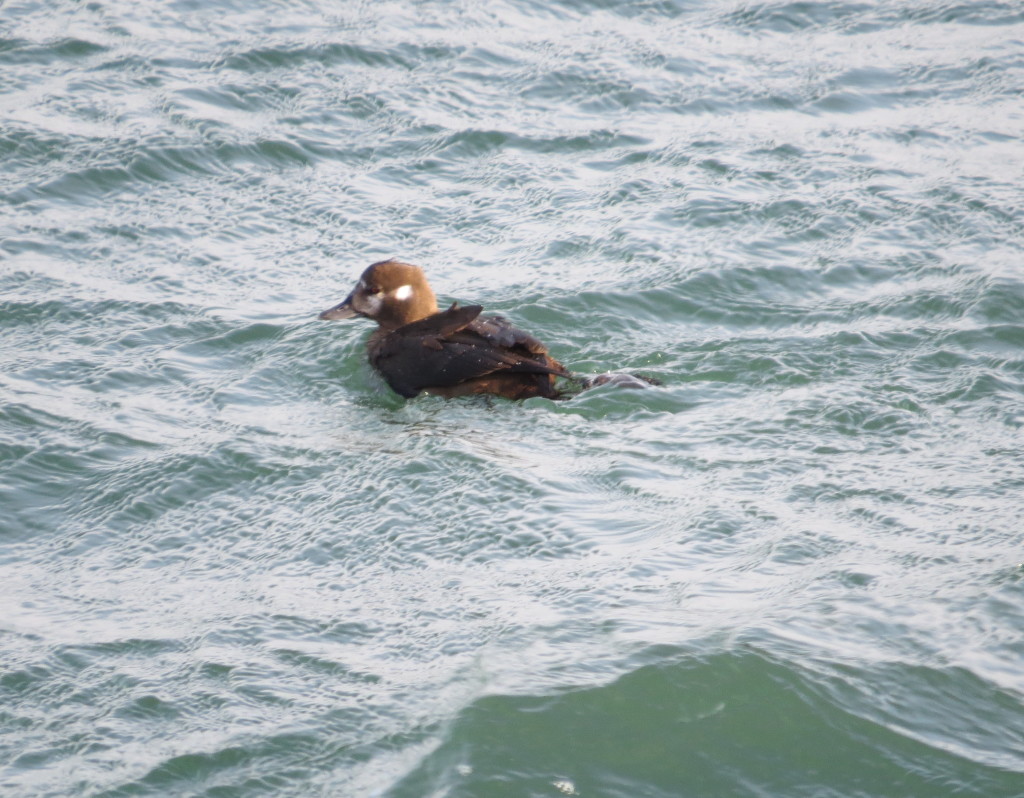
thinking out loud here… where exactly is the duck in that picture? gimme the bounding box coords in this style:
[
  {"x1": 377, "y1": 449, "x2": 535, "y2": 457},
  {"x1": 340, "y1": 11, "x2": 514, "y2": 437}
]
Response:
[
  {"x1": 319, "y1": 260, "x2": 656, "y2": 399},
  {"x1": 318, "y1": 260, "x2": 571, "y2": 399}
]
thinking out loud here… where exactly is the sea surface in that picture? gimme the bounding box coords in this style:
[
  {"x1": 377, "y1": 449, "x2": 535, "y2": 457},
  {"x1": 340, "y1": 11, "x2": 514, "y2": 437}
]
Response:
[{"x1": 2, "y1": 1, "x2": 1024, "y2": 796}]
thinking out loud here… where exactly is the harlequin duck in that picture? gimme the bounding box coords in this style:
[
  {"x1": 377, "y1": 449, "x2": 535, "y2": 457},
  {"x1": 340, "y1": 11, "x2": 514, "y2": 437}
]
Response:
[{"x1": 319, "y1": 260, "x2": 574, "y2": 399}]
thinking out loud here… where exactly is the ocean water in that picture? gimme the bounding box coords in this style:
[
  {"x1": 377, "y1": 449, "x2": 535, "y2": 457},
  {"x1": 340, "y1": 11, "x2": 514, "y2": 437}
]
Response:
[{"x1": 2, "y1": 0, "x2": 1024, "y2": 795}]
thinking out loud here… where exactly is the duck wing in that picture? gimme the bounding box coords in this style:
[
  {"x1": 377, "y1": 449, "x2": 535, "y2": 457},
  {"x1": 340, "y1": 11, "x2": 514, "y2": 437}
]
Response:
[{"x1": 372, "y1": 304, "x2": 569, "y2": 398}]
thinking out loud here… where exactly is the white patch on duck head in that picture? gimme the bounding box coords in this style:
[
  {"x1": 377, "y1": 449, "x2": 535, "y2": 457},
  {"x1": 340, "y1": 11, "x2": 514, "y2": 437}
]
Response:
[
  {"x1": 393, "y1": 284, "x2": 414, "y2": 301},
  {"x1": 361, "y1": 293, "x2": 383, "y2": 315},
  {"x1": 352, "y1": 280, "x2": 384, "y2": 316}
]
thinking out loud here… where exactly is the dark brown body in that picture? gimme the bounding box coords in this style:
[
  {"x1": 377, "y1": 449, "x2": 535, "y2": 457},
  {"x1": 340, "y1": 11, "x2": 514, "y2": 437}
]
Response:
[{"x1": 364, "y1": 302, "x2": 569, "y2": 399}]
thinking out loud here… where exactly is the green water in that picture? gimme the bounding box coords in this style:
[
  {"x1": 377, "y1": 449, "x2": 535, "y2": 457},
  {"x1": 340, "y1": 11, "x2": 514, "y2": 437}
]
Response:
[{"x1": 2, "y1": 1, "x2": 1024, "y2": 796}]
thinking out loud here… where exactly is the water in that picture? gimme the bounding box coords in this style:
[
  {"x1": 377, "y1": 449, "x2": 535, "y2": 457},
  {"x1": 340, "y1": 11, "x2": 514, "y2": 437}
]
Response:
[{"x1": 2, "y1": 0, "x2": 1024, "y2": 795}]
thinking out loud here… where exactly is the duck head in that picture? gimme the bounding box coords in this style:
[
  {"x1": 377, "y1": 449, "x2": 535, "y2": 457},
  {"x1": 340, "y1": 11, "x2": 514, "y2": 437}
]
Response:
[{"x1": 319, "y1": 260, "x2": 440, "y2": 331}]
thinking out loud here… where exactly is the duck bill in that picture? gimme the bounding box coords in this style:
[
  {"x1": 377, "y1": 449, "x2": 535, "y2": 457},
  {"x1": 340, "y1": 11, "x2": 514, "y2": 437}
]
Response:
[{"x1": 319, "y1": 295, "x2": 358, "y2": 320}]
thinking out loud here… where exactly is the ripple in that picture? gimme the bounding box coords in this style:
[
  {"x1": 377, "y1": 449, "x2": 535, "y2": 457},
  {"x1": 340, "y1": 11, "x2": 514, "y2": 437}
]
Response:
[
  {"x1": 0, "y1": 37, "x2": 108, "y2": 66},
  {"x1": 2, "y1": 1, "x2": 1024, "y2": 795},
  {"x1": 217, "y1": 41, "x2": 462, "y2": 73}
]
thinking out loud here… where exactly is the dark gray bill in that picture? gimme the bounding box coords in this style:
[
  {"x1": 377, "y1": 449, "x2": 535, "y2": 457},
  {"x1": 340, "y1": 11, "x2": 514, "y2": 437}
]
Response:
[{"x1": 318, "y1": 296, "x2": 358, "y2": 320}]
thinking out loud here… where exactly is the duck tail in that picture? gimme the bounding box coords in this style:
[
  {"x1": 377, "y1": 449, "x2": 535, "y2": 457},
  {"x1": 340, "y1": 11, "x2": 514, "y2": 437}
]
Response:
[{"x1": 567, "y1": 371, "x2": 663, "y2": 390}]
